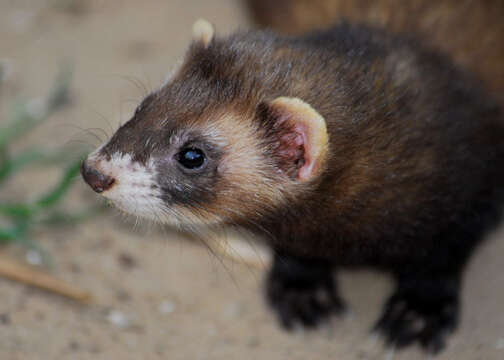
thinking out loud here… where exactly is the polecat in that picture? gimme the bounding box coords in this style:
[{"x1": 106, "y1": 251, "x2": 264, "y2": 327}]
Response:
[{"x1": 81, "y1": 20, "x2": 504, "y2": 354}]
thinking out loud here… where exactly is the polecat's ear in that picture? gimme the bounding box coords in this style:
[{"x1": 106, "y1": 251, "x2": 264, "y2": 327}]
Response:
[
  {"x1": 192, "y1": 19, "x2": 215, "y2": 48},
  {"x1": 262, "y1": 97, "x2": 329, "y2": 182}
]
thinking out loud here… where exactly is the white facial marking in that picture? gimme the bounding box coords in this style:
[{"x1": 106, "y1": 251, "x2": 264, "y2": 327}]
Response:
[{"x1": 90, "y1": 152, "x2": 166, "y2": 221}]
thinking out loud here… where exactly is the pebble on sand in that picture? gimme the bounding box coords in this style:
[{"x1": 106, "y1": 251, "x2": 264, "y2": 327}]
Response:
[{"x1": 106, "y1": 309, "x2": 130, "y2": 329}]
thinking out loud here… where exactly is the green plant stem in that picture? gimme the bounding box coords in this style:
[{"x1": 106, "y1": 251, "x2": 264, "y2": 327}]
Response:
[
  {"x1": 0, "y1": 222, "x2": 28, "y2": 243},
  {"x1": 36, "y1": 160, "x2": 81, "y2": 208},
  {"x1": 0, "y1": 148, "x2": 77, "y2": 185},
  {"x1": 0, "y1": 160, "x2": 82, "y2": 219}
]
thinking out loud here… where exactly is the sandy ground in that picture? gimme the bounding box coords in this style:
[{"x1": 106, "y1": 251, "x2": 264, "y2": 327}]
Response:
[{"x1": 0, "y1": 1, "x2": 503, "y2": 359}]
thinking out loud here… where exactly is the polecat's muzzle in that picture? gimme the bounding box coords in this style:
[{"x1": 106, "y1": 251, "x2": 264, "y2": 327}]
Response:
[{"x1": 81, "y1": 160, "x2": 115, "y2": 193}]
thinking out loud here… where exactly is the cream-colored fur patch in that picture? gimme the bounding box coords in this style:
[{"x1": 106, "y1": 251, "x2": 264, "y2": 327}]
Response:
[
  {"x1": 196, "y1": 112, "x2": 289, "y2": 221},
  {"x1": 192, "y1": 18, "x2": 214, "y2": 48}
]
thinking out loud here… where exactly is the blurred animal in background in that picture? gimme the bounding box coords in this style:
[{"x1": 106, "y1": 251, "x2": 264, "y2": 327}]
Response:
[{"x1": 246, "y1": 0, "x2": 504, "y2": 106}]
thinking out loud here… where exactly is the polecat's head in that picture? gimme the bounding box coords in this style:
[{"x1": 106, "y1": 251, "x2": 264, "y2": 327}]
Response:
[{"x1": 81, "y1": 20, "x2": 329, "y2": 228}]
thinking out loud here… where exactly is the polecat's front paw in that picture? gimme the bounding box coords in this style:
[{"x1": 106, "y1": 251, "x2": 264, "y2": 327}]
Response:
[
  {"x1": 265, "y1": 252, "x2": 345, "y2": 330},
  {"x1": 373, "y1": 285, "x2": 459, "y2": 354}
]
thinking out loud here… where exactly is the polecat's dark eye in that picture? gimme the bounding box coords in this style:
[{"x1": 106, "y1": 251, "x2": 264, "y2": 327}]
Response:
[{"x1": 177, "y1": 148, "x2": 206, "y2": 169}]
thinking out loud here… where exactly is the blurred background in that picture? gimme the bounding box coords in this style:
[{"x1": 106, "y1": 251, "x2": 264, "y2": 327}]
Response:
[{"x1": 0, "y1": 1, "x2": 503, "y2": 359}]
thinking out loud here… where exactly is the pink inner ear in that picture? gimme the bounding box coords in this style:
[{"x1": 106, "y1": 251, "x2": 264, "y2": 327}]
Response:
[
  {"x1": 292, "y1": 124, "x2": 316, "y2": 182},
  {"x1": 277, "y1": 122, "x2": 315, "y2": 181}
]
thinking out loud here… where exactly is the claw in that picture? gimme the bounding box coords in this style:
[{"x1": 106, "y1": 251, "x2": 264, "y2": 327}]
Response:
[{"x1": 372, "y1": 288, "x2": 459, "y2": 354}]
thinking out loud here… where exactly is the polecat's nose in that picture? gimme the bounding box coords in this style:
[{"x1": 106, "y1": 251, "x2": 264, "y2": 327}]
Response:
[{"x1": 81, "y1": 160, "x2": 115, "y2": 193}]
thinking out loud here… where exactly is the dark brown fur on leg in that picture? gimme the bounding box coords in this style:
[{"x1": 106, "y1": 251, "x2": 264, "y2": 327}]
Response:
[{"x1": 266, "y1": 251, "x2": 346, "y2": 329}]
